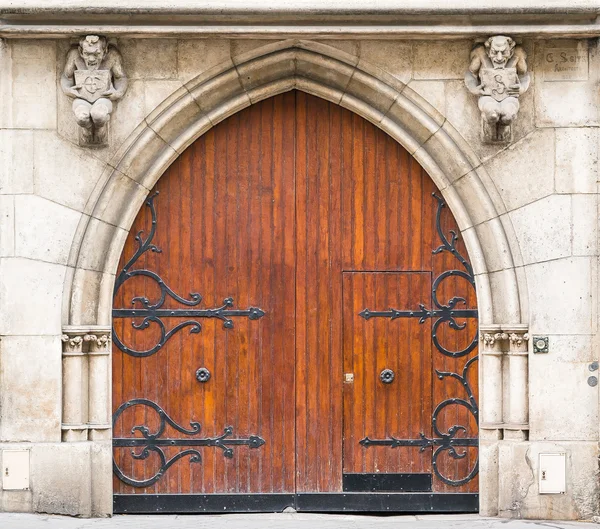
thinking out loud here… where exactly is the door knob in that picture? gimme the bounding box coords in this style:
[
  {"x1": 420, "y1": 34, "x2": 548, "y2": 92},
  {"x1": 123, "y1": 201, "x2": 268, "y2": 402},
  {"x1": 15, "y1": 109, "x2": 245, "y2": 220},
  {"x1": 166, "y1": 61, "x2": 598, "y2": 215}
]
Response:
[{"x1": 379, "y1": 369, "x2": 395, "y2": 384}]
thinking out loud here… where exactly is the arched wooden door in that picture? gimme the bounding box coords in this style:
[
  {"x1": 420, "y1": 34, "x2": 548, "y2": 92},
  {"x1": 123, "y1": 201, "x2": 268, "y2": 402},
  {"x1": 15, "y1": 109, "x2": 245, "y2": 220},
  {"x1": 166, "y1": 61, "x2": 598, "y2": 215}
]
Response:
[{"x1": 112, "y1": 91, "x2": 479, "y2": 514}]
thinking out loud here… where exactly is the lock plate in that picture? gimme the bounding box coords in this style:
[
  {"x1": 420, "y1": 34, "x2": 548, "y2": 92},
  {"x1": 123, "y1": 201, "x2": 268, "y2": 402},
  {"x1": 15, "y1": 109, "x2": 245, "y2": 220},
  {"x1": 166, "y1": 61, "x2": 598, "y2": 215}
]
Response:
[{"x1": 344, "y1": 373, "x2": 354, "y2": 383}]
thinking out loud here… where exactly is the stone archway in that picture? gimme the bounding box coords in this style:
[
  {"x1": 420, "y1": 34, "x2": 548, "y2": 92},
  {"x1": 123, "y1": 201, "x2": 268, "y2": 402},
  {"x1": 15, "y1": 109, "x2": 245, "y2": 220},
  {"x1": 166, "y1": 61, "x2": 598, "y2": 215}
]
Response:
[{"x1": 61, "y1": 39, "x2": 527, "y2": 516}]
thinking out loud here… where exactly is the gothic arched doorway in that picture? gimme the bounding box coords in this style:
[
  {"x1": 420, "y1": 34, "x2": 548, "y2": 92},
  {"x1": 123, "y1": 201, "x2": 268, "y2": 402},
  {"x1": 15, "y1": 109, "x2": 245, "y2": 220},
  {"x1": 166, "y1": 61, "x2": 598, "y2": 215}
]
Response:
[{"x1": 111, "y1": 91, "x2": 479, "y2": 513}]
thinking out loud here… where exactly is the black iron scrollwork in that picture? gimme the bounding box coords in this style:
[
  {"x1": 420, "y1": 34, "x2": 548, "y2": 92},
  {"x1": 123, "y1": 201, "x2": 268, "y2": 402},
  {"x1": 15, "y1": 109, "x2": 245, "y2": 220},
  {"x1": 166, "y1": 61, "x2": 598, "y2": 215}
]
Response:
[
  {"x1": 359, "y1": 193, "x2": 479, "y2": 487},
  {"x1": 113, "y1": 399, "x2": 266, "y2": 488},
  {"x1": 112, "y1": 192, "x2": 265, "y2": 357},
  {"x1": 359, "y1": 195, "x2": 477, "y2": 358}
]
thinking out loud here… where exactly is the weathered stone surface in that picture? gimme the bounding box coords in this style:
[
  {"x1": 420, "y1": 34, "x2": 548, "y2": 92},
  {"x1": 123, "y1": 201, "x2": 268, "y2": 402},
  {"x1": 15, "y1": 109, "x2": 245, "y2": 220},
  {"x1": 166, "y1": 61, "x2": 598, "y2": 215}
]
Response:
[
  {"x1": 0, "y1": 336, "x2": 62, "y2": 442},
  {"x1": 526, "y1": 257, "x2": 596, "y2": 335},
  {"x1": 555, "y1": 127, "x2": 598, "y2": 194},
  {"x1": 413, "y1": 40, "x2": 470, "y2": 80},
  {"x1": 0, "y1": 258, "x2": 66, "y2": 335},
  {"x1": 360, "y1": 40, "x2": 412, "y2": 84},
  {"x1": 14, "y1": 195, "x2": 81, "y2": 265},
  {"x1": 178, "y1": 39, "x2": 232, "y2": 84},
  {"x1": 508, "y1": 194, "x2": 571, "y2": 265},
  {"x1": 120, "y1": 38, "x2": 177, "y2": 80},
  {"x1": 32, "y1": 131, "x2": 106, "y2": 212},
  {"x1": 530, "y1": 344, "x2": 598, "y2": 441},
  {"x1": 407, "y1": 80, "x2": 445, "y2": 115},
  {"x1": 0, "y1": 130, "x2": 34, "y2": 194},
  {"x1": 8, "y1": 41, "x2": 57, "y2": 129},
  {"x1": 30, "y1": 443, "x2": 92, "y2": 516},
  {"x1": 0, "y1": 196, "x2": 15, "y2": 257},
  {"x1": 498, "y1": 441, "x2": 599, "y2": 520},
  {"x1": 483, "y1": 129, "x2": 554, "y2": 212}
]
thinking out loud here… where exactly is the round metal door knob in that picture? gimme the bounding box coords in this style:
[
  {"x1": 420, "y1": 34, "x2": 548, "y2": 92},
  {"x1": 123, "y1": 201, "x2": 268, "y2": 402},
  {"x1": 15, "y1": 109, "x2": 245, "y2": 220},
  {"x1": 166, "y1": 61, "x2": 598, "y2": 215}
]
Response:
[
  {"x1": 380, "y1": 369, "x2": 395, "y2": 384},
  {"x1": 195, "y1": 367, "x2": 211, "y2": 383}
]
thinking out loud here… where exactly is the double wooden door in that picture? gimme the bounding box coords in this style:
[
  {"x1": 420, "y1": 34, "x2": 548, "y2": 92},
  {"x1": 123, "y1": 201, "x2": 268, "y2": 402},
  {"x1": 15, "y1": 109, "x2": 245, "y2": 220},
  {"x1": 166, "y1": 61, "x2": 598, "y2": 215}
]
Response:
[{"x1": 112, "y1": 91, "x2": 479, "y2": 513}]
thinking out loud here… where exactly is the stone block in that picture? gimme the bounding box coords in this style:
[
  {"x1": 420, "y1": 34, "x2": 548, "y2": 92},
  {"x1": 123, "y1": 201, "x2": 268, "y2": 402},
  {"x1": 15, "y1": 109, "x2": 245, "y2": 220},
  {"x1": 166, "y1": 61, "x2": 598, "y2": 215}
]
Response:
[
  {"x1": 30, "y1": 443, "x2": 92, "y2": 516},
  {"x1": 144, "y1": 79, "x2": 185, "y2": 117},
  {"x1": 90, "y1": 441, "x2": 112, "y2": 516},
  {"x1": 526, "y1": 257, "x2": 595, "y2": 335},
  {"x1": 0, "y1": 258, "x2": 66, "y2": 335},
  {"x1": 0, "y1": 130, "x2": 34, "y2": 194},
  {"x1": 105, "y1": 79, "x2": 147, "y2": 157},
  {"x1": 508, "y1": 195, "x2": 571, "y2": 266},
  {"x1": 572, "y1": 194, "x2": 597, "y2": 256},
  {"x1": 359, "y1": 41, "x2": 412, "y2": 84},
  {"x1": 530, "y1": 355, "x2": 598, "y2": 441},
  {"x1": 68, "y1": 268, "x2": 114, "y2": 326},
  {"x1": 498, "y1": 441, "x2": 599, "y2": 520},
  {"x1": 413, "y1": 40, "x2": 470, "y2": 80},
  {"x1": 120, "y1": 38, "x2": 177, "y2": 80},
  {"x1": 487, "y1": 268, "x2": 523, "y2": 324},
  {"x1": 0, "y1": 40, "x2": 12, "y2": 129},
  {"x1": 536, "y1": 81, "x2": 599, "y2": 127},
  {"x1": 0, "y1": 196, "x2": 15, "y2": 257},
  {"x1": 474, "y1": 217, "x2": 518, "y2": 273},
  {"x1": 0, "y1": 336, "x2": 62, "y2": 442},
  {"x1": 178, "y1": 39, "x2": 232, "y2": 84},
  {"x1": 483, "y1": 129, "x2": 555, "y2": 212},
  {"x1": 407, "y1": 80, "x2": 445, "y2": 115},
  {"x1": 32, "y1": 131, "x2": 107, "y2": 212},
  {"x1": 9, "y1": 41, "x2": 57, "y2": 129},
  {"x1": 555, "y1": 128, "x2": 598, "y2": 194},
  {"x1": 14, "y1": 195, "x2": 81, "y2": 266},
  {"x1": 75, "y1": 217, "x2": 128, "y2": 274}
]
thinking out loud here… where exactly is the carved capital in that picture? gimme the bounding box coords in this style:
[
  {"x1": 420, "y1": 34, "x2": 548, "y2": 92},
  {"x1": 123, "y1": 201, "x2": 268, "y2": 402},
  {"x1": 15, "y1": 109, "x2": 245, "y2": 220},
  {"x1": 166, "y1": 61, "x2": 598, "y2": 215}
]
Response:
[
  {"x1": 62, "y1": 325, "x2": 111, "y2": 354},
  {"x1": 61, "y1": 334, "x2": 84, "y2": 353},
  {"x1": 84, "y1": 332, "x2": 111, "y2": 353},
  {"x1": 465, "y1": 35, "x2": 530, "y2": 144}
]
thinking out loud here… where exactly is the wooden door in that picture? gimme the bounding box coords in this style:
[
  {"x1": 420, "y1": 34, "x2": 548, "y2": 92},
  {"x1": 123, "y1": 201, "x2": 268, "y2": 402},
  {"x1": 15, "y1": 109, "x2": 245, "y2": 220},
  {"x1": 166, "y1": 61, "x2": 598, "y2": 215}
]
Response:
[{"x1": 112, "y1": 91, "x2": 479, "y2": 514}]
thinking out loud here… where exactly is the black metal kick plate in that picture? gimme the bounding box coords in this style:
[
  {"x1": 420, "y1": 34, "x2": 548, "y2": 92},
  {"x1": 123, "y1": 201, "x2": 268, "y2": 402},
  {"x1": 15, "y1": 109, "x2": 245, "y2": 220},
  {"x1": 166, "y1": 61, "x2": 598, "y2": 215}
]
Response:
[
  {"x1": 343, "y1": 473, "x2": 432, "y2": 492},
  {"x1": 114, "y1": 493, "x2": 478, "y2": 514}
]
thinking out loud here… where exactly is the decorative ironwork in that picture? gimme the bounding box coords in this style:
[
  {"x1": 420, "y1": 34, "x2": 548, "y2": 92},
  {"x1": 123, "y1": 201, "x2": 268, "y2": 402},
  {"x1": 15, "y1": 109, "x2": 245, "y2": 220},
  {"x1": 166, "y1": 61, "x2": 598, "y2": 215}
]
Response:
[
  {"x1": 361, "y1": 357, "x2": 478, "y2": 486},
  {"x1": 359, "y1": 193, "x2": 479, "y2": 487},
  {"x1": 379, "y1": 369, "x2": 395, "y2": 384},
  {"x1": 195, "y1": 367, "x2": 211, "y2": 383},
  {"x1": 113, "y1": 398, "x2": 265, "y2": 488},
  {"x1": 112, "y1": 192, "x2": 265, "y2": 357},
  {"x1": 359, "y1": 195, "x2": 477, "y2": 359}
]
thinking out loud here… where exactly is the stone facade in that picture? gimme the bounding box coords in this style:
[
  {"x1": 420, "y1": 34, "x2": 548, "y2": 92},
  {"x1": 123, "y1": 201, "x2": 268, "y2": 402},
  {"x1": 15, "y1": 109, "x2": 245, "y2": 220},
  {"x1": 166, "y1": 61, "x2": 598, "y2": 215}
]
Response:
[{"x1": 0, "y1": 4, "x2": 599, "y2": 520}]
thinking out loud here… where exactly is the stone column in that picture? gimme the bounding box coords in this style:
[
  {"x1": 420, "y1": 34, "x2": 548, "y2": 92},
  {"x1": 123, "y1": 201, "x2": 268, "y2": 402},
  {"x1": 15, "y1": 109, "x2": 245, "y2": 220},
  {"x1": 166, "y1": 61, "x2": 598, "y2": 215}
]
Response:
[
  {"x1": 480, "y1": 324, "x2": 506, "y2": 427},
  {"x1": 61, "y1": 327, "x2": 89, "y2": 442},
  {"x1": 505, "y1": 325, "x2": 529, "y2": 440},
  {"x1": 85, "y1": 328, "x2": 111, "y2": 441}
]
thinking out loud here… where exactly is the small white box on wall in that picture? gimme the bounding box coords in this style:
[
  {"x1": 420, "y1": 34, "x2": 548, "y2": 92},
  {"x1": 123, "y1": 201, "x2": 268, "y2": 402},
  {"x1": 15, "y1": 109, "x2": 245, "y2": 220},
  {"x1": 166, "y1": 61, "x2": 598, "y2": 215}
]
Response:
[
  {"x1": 539, "y1": 453, "x2": 566, "y2": 494},
  {"x1": 2, "y1": 450, "x2": 30, "y2": 490}
]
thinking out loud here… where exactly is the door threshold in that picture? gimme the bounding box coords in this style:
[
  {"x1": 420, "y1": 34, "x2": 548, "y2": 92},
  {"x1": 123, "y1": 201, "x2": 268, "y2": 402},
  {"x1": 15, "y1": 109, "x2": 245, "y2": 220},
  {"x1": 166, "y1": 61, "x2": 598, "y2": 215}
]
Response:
[{"x1": 114, "y1": 492, "x2": 479, "y2": 514}]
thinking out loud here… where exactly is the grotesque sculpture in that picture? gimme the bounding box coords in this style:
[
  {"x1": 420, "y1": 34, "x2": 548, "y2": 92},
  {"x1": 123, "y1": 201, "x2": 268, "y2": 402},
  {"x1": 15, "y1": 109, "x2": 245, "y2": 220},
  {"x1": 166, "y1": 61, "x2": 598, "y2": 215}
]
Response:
[
  {"x1": 465, "y1": 36, "x2": 530, "y2": 143},
  {"x1": 61, "y1": 35, "x2": 128, "y2": 147}
]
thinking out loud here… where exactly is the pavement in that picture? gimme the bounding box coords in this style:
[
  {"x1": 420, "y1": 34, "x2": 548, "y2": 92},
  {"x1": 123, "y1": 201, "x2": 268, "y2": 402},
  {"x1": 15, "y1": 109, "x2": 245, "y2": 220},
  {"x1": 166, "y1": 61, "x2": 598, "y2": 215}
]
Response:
[{"x1": 0, "y1": 513, "x2": 598, "y2": 529}]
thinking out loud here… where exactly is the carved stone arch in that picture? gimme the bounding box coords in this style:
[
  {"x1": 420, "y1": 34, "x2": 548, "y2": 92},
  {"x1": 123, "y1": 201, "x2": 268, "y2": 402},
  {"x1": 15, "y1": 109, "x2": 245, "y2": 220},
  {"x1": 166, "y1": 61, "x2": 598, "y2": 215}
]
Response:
[{"x1": 62, "y1": 39, "x2": 527, "y2": 516}]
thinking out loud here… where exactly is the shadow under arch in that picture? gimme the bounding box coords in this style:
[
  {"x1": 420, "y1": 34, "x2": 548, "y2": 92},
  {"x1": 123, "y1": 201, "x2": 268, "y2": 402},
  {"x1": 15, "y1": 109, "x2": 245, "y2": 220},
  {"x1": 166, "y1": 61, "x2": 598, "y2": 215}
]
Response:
[{"x1": 65, "y1": 38, "x2": 523, "y2": 332}]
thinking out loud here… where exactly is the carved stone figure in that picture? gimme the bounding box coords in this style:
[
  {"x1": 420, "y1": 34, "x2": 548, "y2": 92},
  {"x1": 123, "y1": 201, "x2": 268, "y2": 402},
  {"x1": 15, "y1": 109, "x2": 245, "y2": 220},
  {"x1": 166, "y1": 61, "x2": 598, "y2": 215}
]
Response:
[
  {"x1": 61, "y1": 35, "x2": 128, "y2": 147},
  {"x1": 465, "y1": 36, "x2": 530, "y2": 143}
]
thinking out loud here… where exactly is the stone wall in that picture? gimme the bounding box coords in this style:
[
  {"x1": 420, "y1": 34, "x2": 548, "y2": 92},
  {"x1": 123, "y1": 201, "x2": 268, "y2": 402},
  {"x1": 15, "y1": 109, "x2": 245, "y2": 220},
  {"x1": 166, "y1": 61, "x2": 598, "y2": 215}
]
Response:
[{"x1": 0, "y1": 36, "x2": 598, "y2": 519}]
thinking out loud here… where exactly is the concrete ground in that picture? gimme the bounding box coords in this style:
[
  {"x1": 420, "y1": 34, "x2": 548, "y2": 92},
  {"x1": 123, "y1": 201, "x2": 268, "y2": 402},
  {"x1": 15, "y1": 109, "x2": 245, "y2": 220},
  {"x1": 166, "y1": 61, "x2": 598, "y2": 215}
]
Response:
[{"x1": 0, "y1": 513, "x2": 598, "y2": 529}]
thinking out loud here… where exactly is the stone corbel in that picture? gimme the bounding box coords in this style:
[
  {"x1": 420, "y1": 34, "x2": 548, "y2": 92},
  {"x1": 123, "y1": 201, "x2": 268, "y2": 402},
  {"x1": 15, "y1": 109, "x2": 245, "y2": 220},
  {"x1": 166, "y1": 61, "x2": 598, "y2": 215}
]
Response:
[
  {"x1": 465, "y1": 36, "x2": 530, "y2": 144},
  {"x1": 61, "y1": 35, "x2": 128, "y2": 148},
  {"x1": 61, "y1": 325, "x2": 111, "y2": 442}
]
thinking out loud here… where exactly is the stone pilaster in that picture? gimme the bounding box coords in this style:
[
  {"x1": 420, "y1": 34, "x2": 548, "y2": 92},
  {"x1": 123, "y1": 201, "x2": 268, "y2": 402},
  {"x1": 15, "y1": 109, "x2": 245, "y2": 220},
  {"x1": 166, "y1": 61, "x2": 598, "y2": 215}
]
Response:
[
  {"x1": 61, "y1": 326, "x2": 111, "y2": 442},
  {"x1": 504, "y1": 325, "x2": 529, "y2": 440}
]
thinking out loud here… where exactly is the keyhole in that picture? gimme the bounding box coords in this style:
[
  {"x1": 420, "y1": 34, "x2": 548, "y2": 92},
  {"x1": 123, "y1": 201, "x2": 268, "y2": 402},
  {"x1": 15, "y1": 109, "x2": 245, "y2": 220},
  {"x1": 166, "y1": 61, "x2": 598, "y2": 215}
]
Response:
[
  {"x1": 4, "y1": 468, "x2": 8, "y2": 476},
  {"x1": 541, "y1": 470, "x2": 547, "y2": 481}
]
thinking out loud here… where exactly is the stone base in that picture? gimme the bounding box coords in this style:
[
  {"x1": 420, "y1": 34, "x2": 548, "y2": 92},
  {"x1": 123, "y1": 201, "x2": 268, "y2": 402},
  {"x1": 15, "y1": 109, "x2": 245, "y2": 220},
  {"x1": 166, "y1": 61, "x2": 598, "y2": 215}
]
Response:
[{"x1": 0, "y1": 442, "x2": 112, "y2": 517}]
